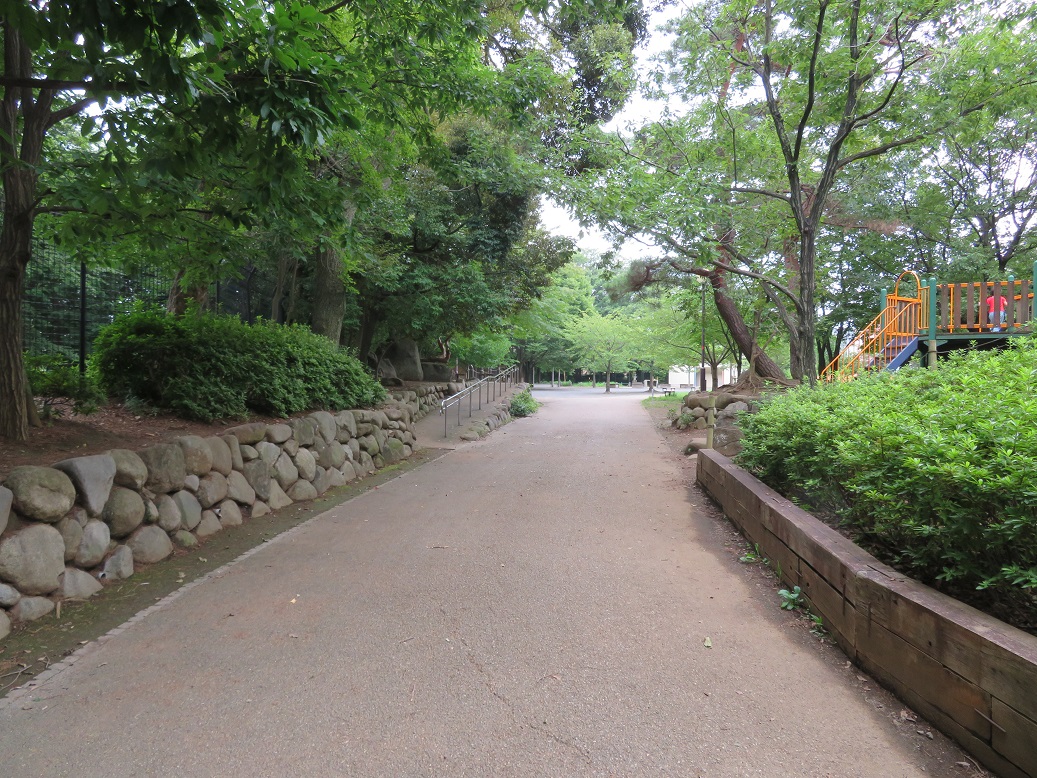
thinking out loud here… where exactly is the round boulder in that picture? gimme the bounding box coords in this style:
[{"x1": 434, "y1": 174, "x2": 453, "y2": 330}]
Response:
[
  {"x1": 11, "y1": 596, "x2": 55, "y2": 623},
  {"x1": 205, "y1": 436, "x2": 233, "y2": 476},
  {"x1": 138, "y1": 443, "x2": 187, "y2": 494},
  {"x1": 178, "y1": 435, "x2": 214, "y2": 476},
  {"x1": 4, "y1": 466, "x2": 76, "y2": 523},
  {"x1": 172, "y1": 490, "x2": 203, "y2": 531},
  {"x1": 75, "y1": 520, "x2": 111, "y2": 568},
  {"x1": 107, "y1": 448, "x2": 148, "y2": 490},
  {"x1": 56, "y1": 515, "x2": 84, "y2": 562},
  {"x1": 127, "y1": 525, "x2": 173, "y2": 565},
  {"x1": 0, "y1": 523, "x2": 66, "y2": 595},
  {"x1": 196, "y1": 472, "x2": 229, "y2": 509},
  {"x1": 155, "y1": 494, "x2": 183, "y2": 532},
  {"x1": 294, "y1": 448, "x2": 317, "y2": 482},
  {"x1": 216, "y1": 499, "x2": 243, "y2": 528},
  {"x1": 60, "y1": 567, "x2": 103, "y2": 599},
  {"x1": 102, "y1": 486, "x2": 146, "y2": 538},
  {"x1": 0, "y1": 485, "x2": 12, "y2": 535},
  {"x1": 0, "y1": 583, "x2": 22, "y2": 607},
  {"x1": 101, "y1": 545, "x2": 134, "y2": 580}
]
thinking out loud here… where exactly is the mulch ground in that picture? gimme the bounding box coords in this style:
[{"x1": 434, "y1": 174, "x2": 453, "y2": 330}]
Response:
[{"x1": 0, "y1": 404, "x2": 287, "y2": 481}]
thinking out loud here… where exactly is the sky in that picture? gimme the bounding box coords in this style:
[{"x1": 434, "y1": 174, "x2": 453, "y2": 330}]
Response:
[{"x1": 539, "y1": 1, "x2": 687, "y2": 261}]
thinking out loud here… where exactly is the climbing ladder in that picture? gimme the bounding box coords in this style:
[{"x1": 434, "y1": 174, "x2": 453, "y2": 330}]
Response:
[
  {"x1": 821, "y1": 272, "x2": 922, "y2": 381},
  {"x1": 821, "y1": 266, "x2": 1037, "y2": 382}
]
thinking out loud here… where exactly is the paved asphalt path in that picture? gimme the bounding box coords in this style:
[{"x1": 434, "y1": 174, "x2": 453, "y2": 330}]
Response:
[{"x1": 0, "y1": 387, "x2": 963, "y2": 777}]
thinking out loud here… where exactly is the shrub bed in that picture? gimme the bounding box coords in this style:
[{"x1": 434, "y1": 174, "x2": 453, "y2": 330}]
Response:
[
  {"x1": 509, "y1": 388, "x2": 540, "y2": 417},
  {"x1": 93, "y1": 309, "x2": 385, "y2": 422},
  {"x1": 736, "y1": 338, "x2": 1037, "y2": 633}
]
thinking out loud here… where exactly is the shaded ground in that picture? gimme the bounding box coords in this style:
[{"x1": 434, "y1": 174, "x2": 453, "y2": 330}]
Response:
[
  {"x1": 0, "y1": 386, "x2": 987, "y2": 776},
  {"x1": 0, "y1": 448, "x2": 447, "y2": 695},
  {"x1": 0, "y1": 403, "x2": 284, "y2": 481},
  {"x1": 0, "y1": 382, "x2": 516, "y2": 691}
]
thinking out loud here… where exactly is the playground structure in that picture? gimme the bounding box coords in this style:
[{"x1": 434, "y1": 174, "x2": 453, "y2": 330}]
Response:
[{"x1": 821, "y1": 265, "x2": 1037, "y2": 381}]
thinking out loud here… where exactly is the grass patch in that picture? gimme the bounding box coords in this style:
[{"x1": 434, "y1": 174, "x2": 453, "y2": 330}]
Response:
[{"x1": 642, "y1": 393, "x2": 686, "y2": 409}]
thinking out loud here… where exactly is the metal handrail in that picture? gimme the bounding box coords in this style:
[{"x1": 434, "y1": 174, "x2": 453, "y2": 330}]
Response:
[{"x1": 441, "y1": 364, "x2": 520, "y2": 437}]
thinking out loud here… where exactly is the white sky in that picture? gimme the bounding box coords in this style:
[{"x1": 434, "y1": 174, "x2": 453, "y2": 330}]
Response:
[{"x1": 540, "y1": 2, "x2": 687, "y2": 261}]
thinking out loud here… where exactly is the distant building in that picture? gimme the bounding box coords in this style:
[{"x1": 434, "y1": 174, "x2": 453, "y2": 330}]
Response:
[{"x1": 668, "y1": 364, "x2": 738, "y2": 391}]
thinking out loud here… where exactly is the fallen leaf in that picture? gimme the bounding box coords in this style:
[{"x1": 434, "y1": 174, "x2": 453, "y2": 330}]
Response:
[{"x1": 703, "y1": 637, "x2": 712, "y2": 648}]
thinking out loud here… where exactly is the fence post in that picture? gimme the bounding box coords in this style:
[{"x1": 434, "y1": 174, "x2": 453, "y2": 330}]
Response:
[
  {"x1": 927, "y1": 277, "x2": 938, "y2": 368},
  {"x1": 705, "y1": 396, "x2": 716, "y2": 450},
  {"x1": 1033, "y1": 261, "x2": 1037, "y2": 324},
  {"x1": 79, "y1": 262, "x2": 88, "y2": 374},
  {"x1": 1008, "y1": 274, "x2": 1016, "y2": 332}
]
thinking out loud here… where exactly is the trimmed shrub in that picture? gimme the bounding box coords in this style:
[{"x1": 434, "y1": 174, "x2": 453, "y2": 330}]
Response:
[
  {"x1": 93, "y1": 309, "x2": 385, "y2": 422},
  {"x1": 509, "y1": 388, "x2": 540, "y2": 417},
  {"x1": 737, "y1": 338, "x2": 1037, "y2": 629}
]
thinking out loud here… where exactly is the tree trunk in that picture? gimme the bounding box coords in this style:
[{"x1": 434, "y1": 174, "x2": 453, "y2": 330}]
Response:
[
  {"x1": 0, "y1": 254, "x2": 29, "y2": 440},
  {"x1": 0, "y1": 25, "x2": 52, "y2": 441},
  {"x1": 311, "y1": 243, "x2": 346, "y2": 343},
  {"x1": 710, "y1": 273, "x2": 786, "y2": 381},
  {"x1": 798, "y1": 231, "x2": 818, "y2": 384},
  {"x1": 167, "y1": 269, "x2": 210, "y2": 315}
]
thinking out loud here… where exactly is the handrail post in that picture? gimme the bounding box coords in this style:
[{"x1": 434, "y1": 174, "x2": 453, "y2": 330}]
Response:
[
  {"x1": 1033, "y1": 261, "x2": 1037, "y2": 324},
  {"x1": 1008, "y1": 274, "x2": 1016, "y2": 331},
  {"x1": 927, "y1": 277, "x2": 938, "y2": 368}
]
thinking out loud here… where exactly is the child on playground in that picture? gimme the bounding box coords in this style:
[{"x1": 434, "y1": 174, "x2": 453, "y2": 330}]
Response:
[{"x1": 986, "y1": 290, "x2": 1008, "y2": 331}]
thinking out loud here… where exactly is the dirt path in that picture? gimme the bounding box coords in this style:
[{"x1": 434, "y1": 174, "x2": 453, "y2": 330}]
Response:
[{"x1": 0, "y1": 387, "x2": 981, "y2": 776}]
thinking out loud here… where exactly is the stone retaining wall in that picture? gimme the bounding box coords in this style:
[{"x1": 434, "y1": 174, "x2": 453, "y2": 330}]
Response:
[
  {"x1": 697, "y1": 449, "x2": 1037, "y2": 778},
  {"x1": 0, "y1": 385, "x2": 454, "y2": 643}
]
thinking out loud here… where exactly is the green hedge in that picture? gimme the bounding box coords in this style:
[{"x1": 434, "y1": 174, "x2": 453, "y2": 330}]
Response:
[
  {"x1": 737, "y1": 339, "x2": 1037, "y2": 627},
  {"x1": 93, "y1": 309, "x2": 385, "y2": 422},
  {"x1": 509, "y1": 388, "x2": 540, "y2": 417}
]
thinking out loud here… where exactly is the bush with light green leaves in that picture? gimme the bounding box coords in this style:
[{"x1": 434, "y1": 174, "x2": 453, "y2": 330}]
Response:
[{"x1": 737, "y1": 338, "x2": 1037, "y2": 628}]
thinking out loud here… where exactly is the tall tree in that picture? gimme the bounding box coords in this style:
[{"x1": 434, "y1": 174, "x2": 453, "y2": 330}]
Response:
[
  {"x1": 0, "y1": 0, "x2": 370, "y2": 440},
  {"x1": 557, "y1": 0, "x2": 1037, "y2": 384},
  {"x1": 565, "y1": 311, "x2": 636, "y2": 392}
]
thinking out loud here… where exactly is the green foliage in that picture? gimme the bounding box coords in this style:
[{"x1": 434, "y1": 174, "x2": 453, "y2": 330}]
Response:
[
  {"x1": 739, "y1": 544, "x2": 763, "y2": 564},
  {"x1": 93, "y1": 308, "x2": 384, "y2": 422},
  {"x1": 452, "y1": 328, "x2": 515, "y2": 369},
  {"x1": 24, "y1": 354, "x2": 104, "y2": 418},
  {"x1": 564, "y1": 311, "x2": 637, "y2": 383},
  {"x1": 778, "y1": 586, "x2": 803, "y2": 611},
  {"x1": 738, "y1": 339, "x2": 1037, "y2": 626},
  {"x1": 509, "y1": 388, "x2": 541, "y2": 418}
]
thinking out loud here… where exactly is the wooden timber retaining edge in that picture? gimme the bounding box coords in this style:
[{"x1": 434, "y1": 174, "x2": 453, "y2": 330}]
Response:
[{"x1": 696, "y1": 449, "x2": 1037, "y2": 778}]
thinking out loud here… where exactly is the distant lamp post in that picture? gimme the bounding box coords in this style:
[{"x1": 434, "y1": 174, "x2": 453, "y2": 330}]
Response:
[{"x1": 699, "y1": 277, "x2": 707, "y2": 392}]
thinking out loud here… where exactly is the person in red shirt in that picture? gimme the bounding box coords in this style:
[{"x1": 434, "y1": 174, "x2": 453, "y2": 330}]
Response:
[{"x1": 986, "y1": 291, "x2": 1008, "y2": 331}]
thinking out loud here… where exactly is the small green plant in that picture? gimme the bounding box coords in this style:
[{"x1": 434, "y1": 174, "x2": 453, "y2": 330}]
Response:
[
  {"x1": 509, "y1": 388, "x2": 540, "y2": 417},
  {"x1": 808, "y1": 613, "x2": 827, "y2": 639},
  {"x1": 778, "y1": 585, "x2": 803, "y2": 610},
  {"x1": 673, "y1": 411, "x2": 697, "y2": 430},
  {"x1": 25, "y1": 353, "x2": 105, "y2": 418},
  {"x1": 739, "y1": 544, "x2": 763, "y2": 564}
]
